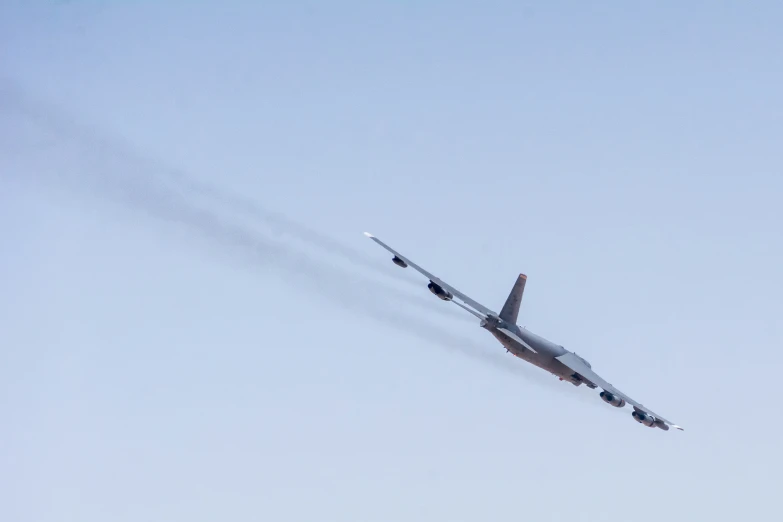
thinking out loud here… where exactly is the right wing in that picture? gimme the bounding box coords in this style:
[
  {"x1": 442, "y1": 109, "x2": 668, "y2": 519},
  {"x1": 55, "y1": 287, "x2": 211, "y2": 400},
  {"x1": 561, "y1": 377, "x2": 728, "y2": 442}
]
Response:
[
  {"x1": 364, "y1": 232, "x2": 498, "y2": 318},
  {"x1": 556, "y1": 352, "x2": 683, "y2": 430}
]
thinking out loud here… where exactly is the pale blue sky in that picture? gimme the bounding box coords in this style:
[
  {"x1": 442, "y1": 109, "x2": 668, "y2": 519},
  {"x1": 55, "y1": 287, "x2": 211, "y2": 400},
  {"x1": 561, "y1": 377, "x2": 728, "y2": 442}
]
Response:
[{"x1": 1, "y1": 2, "x2": 782, "y2": 521}]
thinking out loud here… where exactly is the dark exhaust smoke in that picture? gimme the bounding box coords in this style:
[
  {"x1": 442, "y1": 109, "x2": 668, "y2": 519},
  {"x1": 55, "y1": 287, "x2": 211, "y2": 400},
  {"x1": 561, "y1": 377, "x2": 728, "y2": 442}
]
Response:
[{"x1": 1, "y1": 81, "x2": 598, "y2": 397}]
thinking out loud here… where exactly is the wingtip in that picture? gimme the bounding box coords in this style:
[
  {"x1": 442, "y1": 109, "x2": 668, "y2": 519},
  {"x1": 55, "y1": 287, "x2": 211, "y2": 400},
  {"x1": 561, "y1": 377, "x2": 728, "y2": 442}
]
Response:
[
  {"x1": 673, "y1": 425, "x2": 684, "y2": 431},
  {"x1": 363, "y1": 232, "x2": 374, "y2": 238}
]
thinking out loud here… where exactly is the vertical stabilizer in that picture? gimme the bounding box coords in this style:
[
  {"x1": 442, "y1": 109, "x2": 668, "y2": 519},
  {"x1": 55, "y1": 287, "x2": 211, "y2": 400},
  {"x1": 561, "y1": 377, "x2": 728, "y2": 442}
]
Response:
[{"x1": 499, "y1": 274, "x2": 527, "y2": 324}]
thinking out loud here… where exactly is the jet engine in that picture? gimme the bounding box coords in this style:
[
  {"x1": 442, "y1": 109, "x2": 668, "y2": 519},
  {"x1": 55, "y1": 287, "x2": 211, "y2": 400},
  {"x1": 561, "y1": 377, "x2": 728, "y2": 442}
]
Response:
[
  {"x1": 631, "y1": 410, "x2": 656, "y2": 427},
  {"x1": 599, "y1": 390, "x2": 626, "y2": 408},
  {"x1": 655, "y1": 420, "x2": 670, "y2": 431},
  {"x1": 427, "y1": 281, "x2": 453, "y2": 301},
  {"x1": 392, "y1": 256, "x2": 407, "y2": 268}
]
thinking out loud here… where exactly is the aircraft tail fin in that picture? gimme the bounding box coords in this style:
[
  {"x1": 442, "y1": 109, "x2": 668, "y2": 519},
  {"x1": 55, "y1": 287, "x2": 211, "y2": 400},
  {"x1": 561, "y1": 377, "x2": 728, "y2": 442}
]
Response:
[{"x1": 499, "y1": 274, "x2": 527, "y2": 324}]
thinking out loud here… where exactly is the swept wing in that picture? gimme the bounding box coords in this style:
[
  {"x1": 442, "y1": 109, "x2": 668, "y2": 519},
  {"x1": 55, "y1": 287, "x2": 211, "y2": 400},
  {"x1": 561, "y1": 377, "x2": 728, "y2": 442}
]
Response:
[
  {"x1": 364, "y1": 232, "x2": 536, "y2": 353},
  {"x1": 556, "y1": 352, "x2": 683, "y2": 430}
]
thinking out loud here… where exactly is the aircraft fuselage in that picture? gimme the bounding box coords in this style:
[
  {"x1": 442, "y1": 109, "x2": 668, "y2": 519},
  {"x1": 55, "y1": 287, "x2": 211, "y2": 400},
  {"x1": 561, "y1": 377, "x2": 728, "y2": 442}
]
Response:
[{"x1": 484, "y1": 323, "x2": 595, "y2": 387}]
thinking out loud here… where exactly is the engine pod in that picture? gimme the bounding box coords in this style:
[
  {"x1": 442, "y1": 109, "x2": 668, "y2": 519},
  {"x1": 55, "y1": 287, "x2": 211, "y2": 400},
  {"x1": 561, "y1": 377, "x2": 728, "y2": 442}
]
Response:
[
  {"x1": 427, "y1": 281, "x2": 453, "y2": 301},
  {"x1": 632, "y1": 410, "x2": 656, "y2": 427},
  {"x1": 599, "y1": 390, "x2": 626, "y2": 408},
  {"x1": 392, "y1": 256, "x2": 407, "y2": 268}
]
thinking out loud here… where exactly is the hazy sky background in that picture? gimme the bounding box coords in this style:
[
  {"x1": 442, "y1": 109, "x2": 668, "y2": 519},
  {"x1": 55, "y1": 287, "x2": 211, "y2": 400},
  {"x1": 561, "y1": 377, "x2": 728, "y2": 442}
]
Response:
[{"x1": 1, "y1": 2, "x2": 782, "y2": 521}]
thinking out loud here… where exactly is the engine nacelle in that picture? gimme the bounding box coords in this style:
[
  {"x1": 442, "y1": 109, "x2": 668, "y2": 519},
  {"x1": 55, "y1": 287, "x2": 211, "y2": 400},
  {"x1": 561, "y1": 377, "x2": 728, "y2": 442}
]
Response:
[
  {"x1": 631, "y1": 410, "x2": 656, "y2": 427},
  {"x1": 600, "y1": 390, "x2": 626, "y2": 408},
  {"x1": 392, "y1": 256, "x2": 407, "y2": 268},
  {"x1": 428, "y1": 281, "x2": 453, "y2": 301}
]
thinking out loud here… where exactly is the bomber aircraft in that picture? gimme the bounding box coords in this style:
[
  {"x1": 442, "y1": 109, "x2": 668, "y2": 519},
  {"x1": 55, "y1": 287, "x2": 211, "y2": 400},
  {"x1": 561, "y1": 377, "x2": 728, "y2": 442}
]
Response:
[{"x1": 364, "y1": 232, "x2": 683, "y2": 432}]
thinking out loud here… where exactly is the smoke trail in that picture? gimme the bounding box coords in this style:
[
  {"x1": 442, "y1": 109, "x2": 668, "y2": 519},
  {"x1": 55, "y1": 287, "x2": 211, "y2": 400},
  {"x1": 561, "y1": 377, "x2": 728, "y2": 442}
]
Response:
[
  {"x1": 0, "y1": 83, "x2": 601, "y2": 400},
  {"x1": 12, "y1": 147, "x2": 548, "y2": 384},
  {"x1": 130, "y1": 189, "x2": 571, "y2": 385},
  {"x1": 0, "y1": 94, "x2": 496, "y2": 363},
  {"x1": 0, "y1": 101, "x2": 472, "y2": 324},
  {"x1": 0, "y1": 79, "x2": 424, "y2": 288}
]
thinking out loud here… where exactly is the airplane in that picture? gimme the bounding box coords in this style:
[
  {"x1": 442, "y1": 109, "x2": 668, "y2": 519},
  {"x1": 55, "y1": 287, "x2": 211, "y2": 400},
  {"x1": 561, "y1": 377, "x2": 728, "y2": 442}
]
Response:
[{"x1": 363, "y1": 232, "x2": 683, "y2": 432}]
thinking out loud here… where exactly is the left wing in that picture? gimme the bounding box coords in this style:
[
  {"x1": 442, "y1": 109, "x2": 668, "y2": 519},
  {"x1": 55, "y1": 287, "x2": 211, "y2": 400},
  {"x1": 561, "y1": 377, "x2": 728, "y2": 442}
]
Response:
[
  {"x1": 364, "y1": 232, "x2": 498, "y2": 318},
  {"x1": 363, "y1": 232, "x2": 538, "y2": 354},
  {"x1": 556, "y1": 352, "x2": 683, "y2": 430}
]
